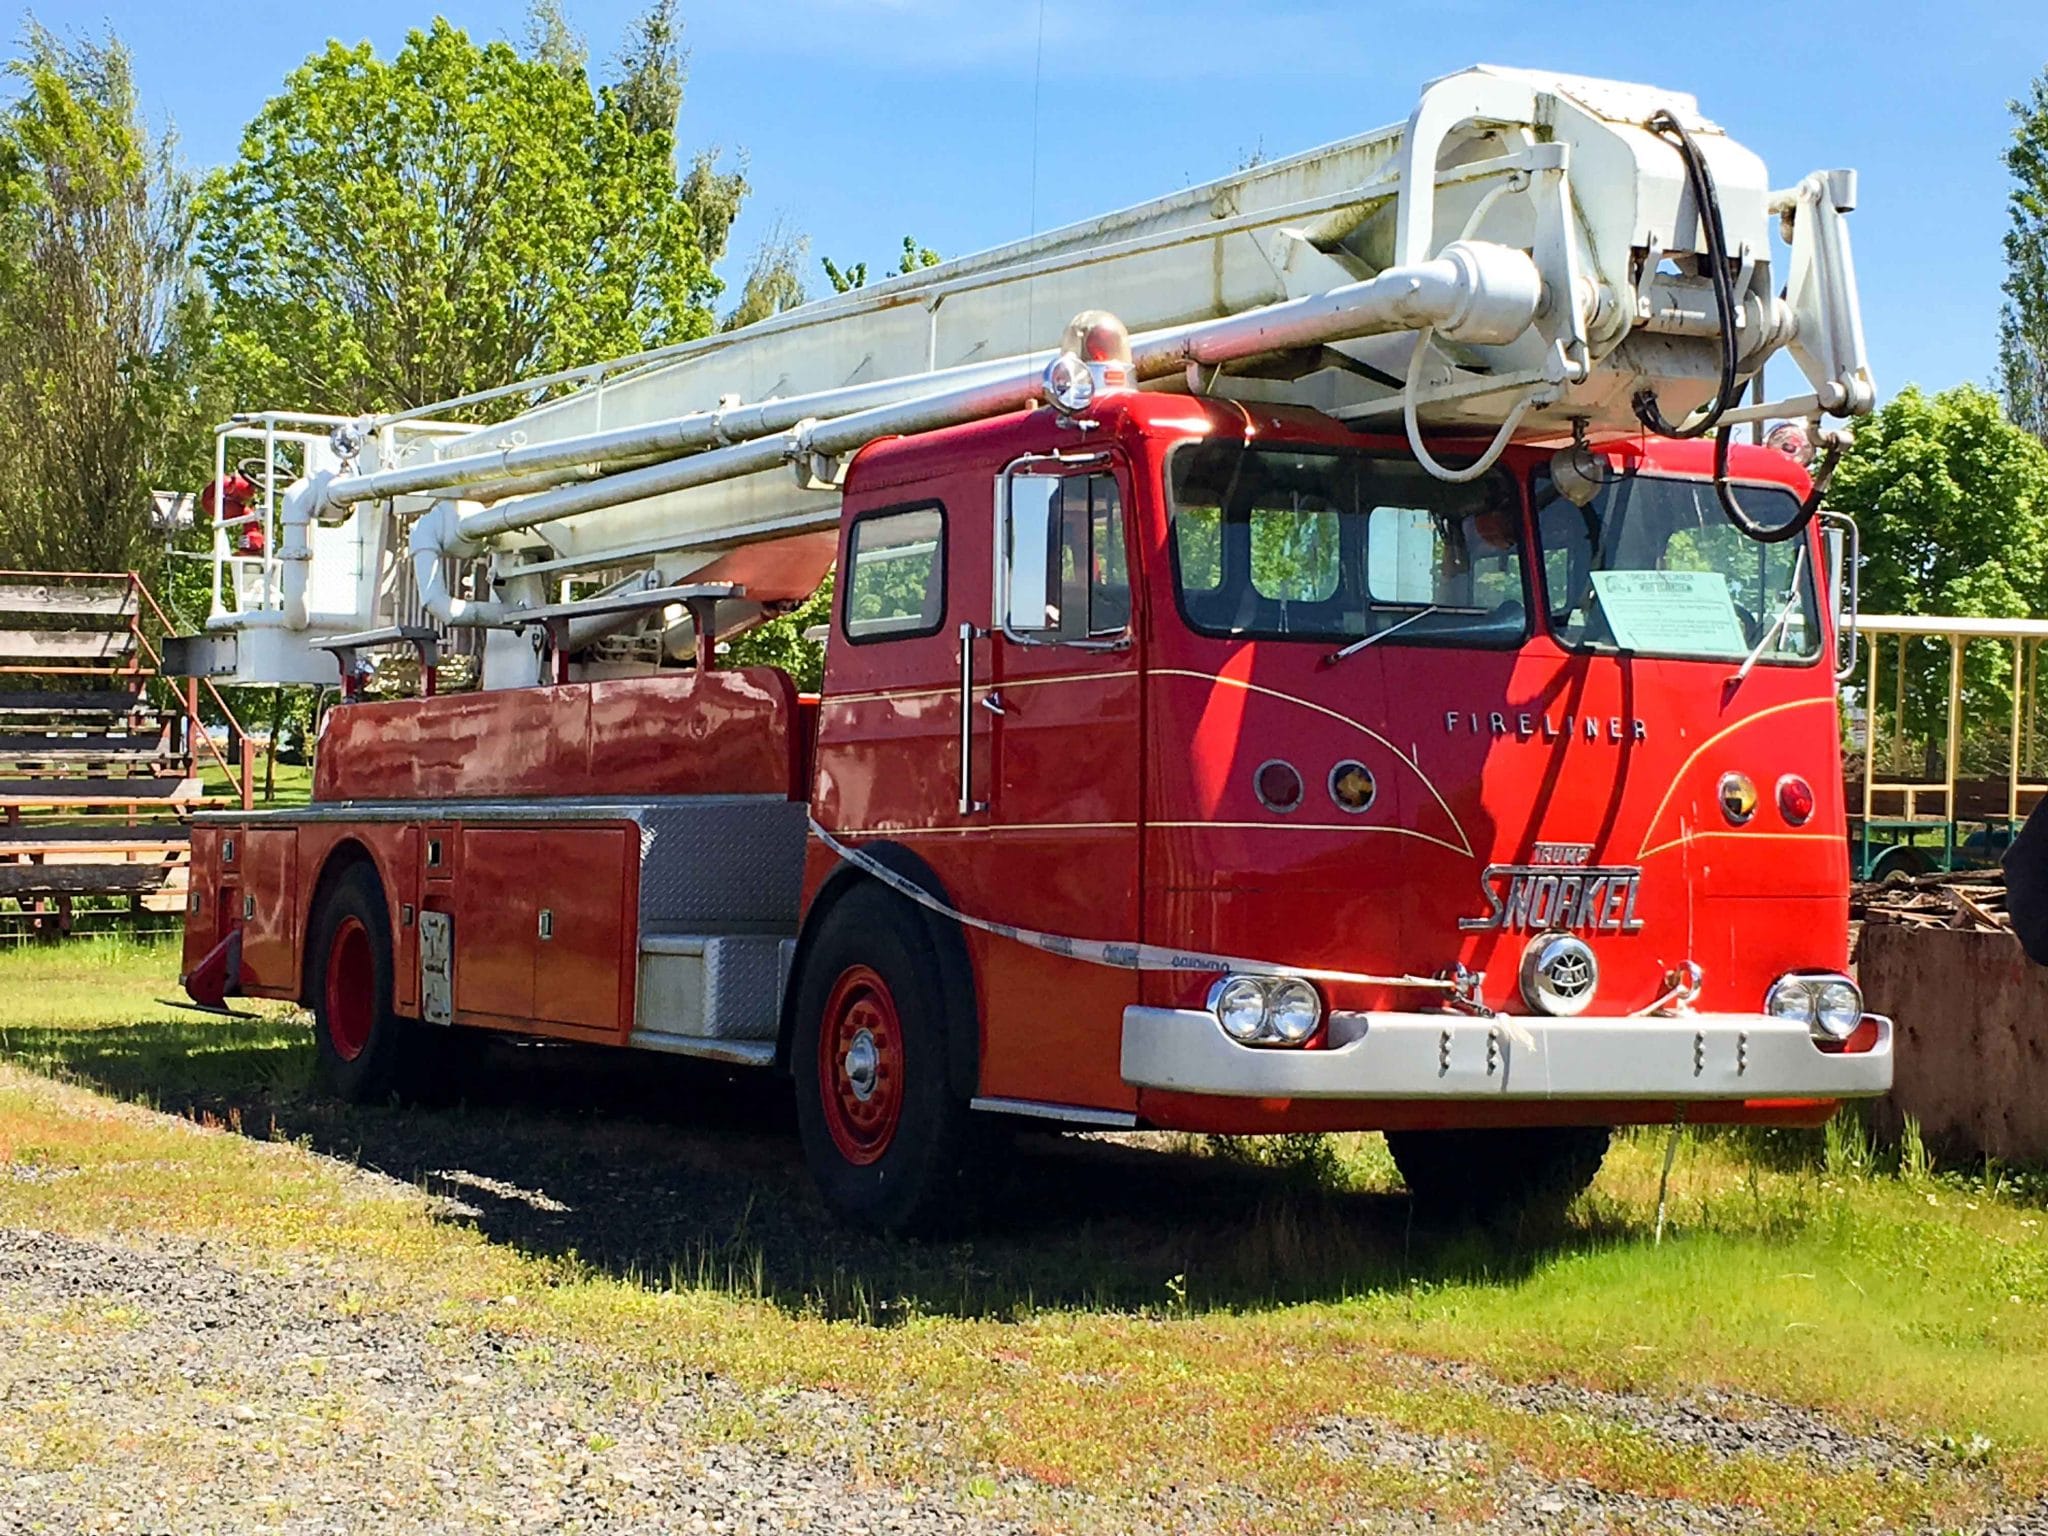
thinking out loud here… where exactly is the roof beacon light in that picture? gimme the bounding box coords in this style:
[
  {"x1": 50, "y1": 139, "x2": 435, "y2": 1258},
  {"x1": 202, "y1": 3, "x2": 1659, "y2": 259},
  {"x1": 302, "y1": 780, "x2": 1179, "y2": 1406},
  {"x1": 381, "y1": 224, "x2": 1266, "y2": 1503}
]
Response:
[
  {"x1": 1765, "y1": 421, "x2": 1816, "y2": 466},
  {"x1": 1044, "y1": 309, "x2": 1134, "y2": 415}
]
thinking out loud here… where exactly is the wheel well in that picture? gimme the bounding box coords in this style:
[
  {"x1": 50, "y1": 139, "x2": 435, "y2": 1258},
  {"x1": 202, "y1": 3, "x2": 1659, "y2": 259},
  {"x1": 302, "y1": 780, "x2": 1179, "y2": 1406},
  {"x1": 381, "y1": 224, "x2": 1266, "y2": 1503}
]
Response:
[
  {"x1": 300, "y1": 841, "x2": 385, "y2": 1005},
  {"x1": 780, "y1": 843, "x2": 981, "y2": 1099}
]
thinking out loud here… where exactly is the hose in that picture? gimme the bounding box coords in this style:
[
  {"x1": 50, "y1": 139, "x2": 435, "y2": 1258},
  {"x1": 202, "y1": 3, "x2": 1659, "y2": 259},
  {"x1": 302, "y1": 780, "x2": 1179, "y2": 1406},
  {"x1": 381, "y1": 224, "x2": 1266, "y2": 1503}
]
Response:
[
  {"x1": 1403, "y1": 327, "x2": 1541, "y2": 484},
  {"x1": 1634, "y1": 109, "x2": 1829, "y2": 545}
]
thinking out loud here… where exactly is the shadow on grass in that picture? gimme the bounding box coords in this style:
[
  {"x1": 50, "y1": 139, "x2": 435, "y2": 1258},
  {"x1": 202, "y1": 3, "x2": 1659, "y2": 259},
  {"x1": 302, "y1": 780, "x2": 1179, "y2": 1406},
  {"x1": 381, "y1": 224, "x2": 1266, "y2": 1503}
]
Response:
[{"x1": 2, "y1": 1013, "x2": 1624, "y2": 1321}]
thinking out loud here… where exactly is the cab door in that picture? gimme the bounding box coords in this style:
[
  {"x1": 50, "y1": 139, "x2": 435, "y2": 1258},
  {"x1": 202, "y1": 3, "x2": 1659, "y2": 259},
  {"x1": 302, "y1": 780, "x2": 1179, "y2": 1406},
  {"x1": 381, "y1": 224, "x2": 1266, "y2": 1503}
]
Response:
[{"x1": 976, "y1": 458, "x2": 1143, "y2": 1110}]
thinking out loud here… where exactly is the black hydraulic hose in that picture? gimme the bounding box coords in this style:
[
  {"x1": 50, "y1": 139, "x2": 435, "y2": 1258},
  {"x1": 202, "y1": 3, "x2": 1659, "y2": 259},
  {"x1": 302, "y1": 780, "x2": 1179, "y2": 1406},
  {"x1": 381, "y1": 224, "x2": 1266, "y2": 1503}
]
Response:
[
  {"x1": 1635, "y1": 109, "x2": 1831, "y2": 544},
  {"x1": 1712, "y1": 423, "x2": 1838, "y2": 544},
  {"x1": 1632, "y1": 111, "x2": 1739, "y2": 442}
]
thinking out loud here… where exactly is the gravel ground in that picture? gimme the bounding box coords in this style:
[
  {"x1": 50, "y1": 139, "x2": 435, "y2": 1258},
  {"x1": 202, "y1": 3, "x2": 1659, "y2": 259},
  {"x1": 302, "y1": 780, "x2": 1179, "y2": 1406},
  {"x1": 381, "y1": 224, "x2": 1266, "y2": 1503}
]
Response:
[
  {"x1": 3, "y1": 1217, "x2": 2035, "y2": 1536},
  {"x1": 1302, "y1": 1416, "x2": 1769, "y2": 1536},
  {"x1": 0, "y1": 1227, "x2": 1030, "y2": 1536},
  {"x1": 1399, "y1": 1355, "x2": 1939, "y2": 1478}
]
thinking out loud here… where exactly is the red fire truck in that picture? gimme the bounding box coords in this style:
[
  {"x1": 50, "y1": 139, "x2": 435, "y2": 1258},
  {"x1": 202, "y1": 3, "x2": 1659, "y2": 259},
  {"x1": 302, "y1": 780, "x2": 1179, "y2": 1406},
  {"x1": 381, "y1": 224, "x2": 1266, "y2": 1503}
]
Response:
[{"x1": 172, "y1": 68, "x2": 1889, "y2": 1232}]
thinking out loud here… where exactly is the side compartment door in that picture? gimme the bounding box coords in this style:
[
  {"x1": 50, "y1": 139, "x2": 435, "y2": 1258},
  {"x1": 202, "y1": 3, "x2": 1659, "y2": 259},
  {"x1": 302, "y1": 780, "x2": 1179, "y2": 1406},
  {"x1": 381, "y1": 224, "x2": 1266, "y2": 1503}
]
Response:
[
  {"x1": 528, "y1": 828, "x2": 632, "y2": 1033},
  {"x1": 237, "y1": 827, "x2": 299, "y2": 995},
  {"x1": 980, "y1": 462, "x2": 1143, "y2": 1109},
  {"x1": 453, "y1": 828, "x2": 537, "y2": 1021}
]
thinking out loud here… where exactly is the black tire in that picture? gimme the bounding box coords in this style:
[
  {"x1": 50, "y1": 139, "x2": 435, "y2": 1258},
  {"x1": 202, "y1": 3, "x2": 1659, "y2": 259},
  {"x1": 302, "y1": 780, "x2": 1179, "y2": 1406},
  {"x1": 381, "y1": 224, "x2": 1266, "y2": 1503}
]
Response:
[
  {"x1": 791, "y1": 882, "x2": 986, "y2": 1237},
  {"x1": 1871, "y1": 844, "x2": 1930, "y2": 884},
  {"x1": 308, "y1": 864, "x2": 418, "y2": 1104},
  {"x1": 1385, "y1": 1125, "x2": 1611, "y2": 1225}
]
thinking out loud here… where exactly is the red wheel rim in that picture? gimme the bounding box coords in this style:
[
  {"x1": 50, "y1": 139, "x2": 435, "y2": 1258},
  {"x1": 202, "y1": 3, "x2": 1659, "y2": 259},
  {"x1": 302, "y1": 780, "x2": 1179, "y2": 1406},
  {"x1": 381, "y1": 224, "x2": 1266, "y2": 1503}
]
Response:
[
  {"x1": 817, "y1": 964, "x2": 904, "y2": 1166},
  {"x1": 324, "y1": 915, "x2": 375, "y2": 1062}
]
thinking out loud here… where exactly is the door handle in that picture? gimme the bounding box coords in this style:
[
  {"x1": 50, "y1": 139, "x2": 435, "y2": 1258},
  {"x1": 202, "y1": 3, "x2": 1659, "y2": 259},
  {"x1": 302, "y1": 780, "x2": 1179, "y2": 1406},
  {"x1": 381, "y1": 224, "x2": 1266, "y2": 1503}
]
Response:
[{"x1": 957, "y1": 622, "x2": 988, "y2": 815}]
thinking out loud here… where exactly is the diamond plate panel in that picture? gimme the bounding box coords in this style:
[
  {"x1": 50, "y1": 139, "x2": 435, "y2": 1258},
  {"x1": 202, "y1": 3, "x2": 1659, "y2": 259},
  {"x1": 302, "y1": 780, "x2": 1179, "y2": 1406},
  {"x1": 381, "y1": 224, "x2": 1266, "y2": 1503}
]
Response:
[
  {"x1": 701, "y1": 936, "x2": 786, "y2": 1039},
  {"x1": 636, "y1": 797, "x2": 807, "y2": 929}
]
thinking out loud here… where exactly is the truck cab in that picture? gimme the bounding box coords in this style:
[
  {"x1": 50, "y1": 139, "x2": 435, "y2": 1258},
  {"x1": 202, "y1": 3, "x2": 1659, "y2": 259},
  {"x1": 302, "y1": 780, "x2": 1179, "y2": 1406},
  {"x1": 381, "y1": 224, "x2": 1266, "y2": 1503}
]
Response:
[{"x1": 788, "y1": 389, "x2": 1885, "y2": 1225}]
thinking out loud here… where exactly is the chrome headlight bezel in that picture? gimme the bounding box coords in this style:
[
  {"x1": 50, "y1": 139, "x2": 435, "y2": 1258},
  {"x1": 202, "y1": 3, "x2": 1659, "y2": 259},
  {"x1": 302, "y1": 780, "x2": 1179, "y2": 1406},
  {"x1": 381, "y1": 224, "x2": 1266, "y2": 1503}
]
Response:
[
  {"x1": 1207, "y1": 974, "x2": 1324, "y2": 1047},
  {"x1": 1210, "y1": 975, "x2": 1270, "y2": 1043},
  {"x1": 1765, "y1": 971, "x2": 1863, "y2": 1042}
]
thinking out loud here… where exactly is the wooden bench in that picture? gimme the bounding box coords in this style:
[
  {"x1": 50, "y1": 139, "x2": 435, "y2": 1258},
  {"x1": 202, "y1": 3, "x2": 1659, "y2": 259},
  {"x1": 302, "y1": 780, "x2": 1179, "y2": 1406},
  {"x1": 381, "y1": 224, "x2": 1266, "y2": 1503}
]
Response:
[{"x1": 0, "y1": 862, "x2": 171, "y2": 898}]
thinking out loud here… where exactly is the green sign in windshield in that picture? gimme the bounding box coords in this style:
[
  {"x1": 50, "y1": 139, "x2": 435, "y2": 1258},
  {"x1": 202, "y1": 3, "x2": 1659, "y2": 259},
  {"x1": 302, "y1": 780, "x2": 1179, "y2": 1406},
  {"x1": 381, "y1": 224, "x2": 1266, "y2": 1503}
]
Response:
[{"x1": 1590, "y1": 570, "x2": 1750, "y2": 657}]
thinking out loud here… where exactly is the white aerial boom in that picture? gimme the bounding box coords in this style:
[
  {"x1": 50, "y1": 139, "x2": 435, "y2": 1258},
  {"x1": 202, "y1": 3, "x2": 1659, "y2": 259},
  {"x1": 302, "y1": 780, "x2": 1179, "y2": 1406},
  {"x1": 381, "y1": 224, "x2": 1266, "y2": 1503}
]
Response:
[{"x1": 179, "y1": 64, "x2": 1872, "y2": 690}]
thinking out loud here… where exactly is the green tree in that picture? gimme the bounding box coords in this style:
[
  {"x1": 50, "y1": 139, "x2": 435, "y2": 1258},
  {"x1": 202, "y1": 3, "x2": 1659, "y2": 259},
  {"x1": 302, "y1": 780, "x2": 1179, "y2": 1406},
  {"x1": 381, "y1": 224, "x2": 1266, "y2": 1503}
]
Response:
[
  {"x1": 724, "y1": 573, "x2": 833, "y2": 691},
  {"x1": 0, "y1": 21, "x2": 217, "y2": 575},
  {"x1": 1825, "y1": 384, "x2": 2048, "y2": 769},
  {"x1": 2002, "y1": 68, "x2": 2048, "y2": 440},
  {"x1": 722, "y1": 219, "x2": 808, "y2": 331},
  {"x1": 195, "y1": 8, "x2": 739, "y2": 416},
  {"x1": 822, "y1": 236, "x2": 941, "y2": 294}
]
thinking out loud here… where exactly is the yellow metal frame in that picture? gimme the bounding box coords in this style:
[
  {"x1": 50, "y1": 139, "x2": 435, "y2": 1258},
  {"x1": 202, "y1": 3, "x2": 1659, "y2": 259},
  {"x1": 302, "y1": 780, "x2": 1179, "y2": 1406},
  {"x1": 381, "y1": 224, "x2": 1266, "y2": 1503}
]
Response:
[{"x1": 1859, "y1": 614, "x2": 2048, "y2": 826}]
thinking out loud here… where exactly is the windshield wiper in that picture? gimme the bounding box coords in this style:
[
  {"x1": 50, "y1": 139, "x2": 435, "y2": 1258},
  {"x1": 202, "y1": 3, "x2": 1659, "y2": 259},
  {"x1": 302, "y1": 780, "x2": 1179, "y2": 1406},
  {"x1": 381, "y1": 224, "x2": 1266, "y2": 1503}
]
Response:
[
  {"x1": 1726, "y1": 544, "x2": 1809, "y2": 689},
  {"x1": 1323, "y1": 606, "x2": 1440, "y2": 668}
]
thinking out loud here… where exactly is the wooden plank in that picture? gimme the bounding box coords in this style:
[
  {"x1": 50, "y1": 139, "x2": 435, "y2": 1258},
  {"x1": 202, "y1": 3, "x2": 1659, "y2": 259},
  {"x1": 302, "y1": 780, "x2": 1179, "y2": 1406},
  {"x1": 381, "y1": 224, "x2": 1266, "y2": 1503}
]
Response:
[
  {"x1": 0, "y1": 862, "x2": 169, "y2": 898},
  {"x1": 0, "y1": 840, "x2": 187, "y2": 857},
  {"x1": 0, "y1": 583, "x2": 134, "y2": 619},
  {"x1": 0, "y1": 629, "x2": 136, "y2": 661},
  {"x1": 0, "y1": 736, "x2": 169, "y2": 762},
  {"x1": 0, "y1": 822, "x2": 187, "y2": 846},
  {"x1": 0, "y1": 777, "x2": 201, "y2": 808},
  {"x1": 0, "y1": 690, "x2": 143, "y2": 716}
]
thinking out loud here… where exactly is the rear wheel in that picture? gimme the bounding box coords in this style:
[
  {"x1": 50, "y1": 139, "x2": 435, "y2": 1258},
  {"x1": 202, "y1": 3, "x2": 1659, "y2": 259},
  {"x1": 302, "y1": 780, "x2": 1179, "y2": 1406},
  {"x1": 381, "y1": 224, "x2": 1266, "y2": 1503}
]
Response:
[
  {"x1": 309, "y1": 865, "x2": 423, "y2": 1103},
  {"x1": 792, "y1": 883, "x2": 985, "y2": 1236},
  {"x1": 1385, "y1": 1125, "x2": 1611, "y2": 1225},
  {"x1": 1870, "y1": 844, "x2": 1930, "y2": 884}
]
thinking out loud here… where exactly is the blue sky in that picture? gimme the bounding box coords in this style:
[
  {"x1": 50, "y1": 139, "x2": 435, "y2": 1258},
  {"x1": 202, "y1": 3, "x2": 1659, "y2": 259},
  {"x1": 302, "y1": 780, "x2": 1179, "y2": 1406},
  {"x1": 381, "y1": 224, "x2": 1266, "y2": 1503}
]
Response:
[{"x1": 20, "y1": 0, "x2": 2043, "y2": 402}]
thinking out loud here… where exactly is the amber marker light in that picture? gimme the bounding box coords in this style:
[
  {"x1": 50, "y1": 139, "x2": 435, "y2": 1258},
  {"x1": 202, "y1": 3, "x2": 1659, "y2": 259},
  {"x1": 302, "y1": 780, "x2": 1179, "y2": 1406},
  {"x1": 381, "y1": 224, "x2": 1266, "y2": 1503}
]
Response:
[{"x1": 1718, "y1": 771, "x2": 1758, "y2": 826}]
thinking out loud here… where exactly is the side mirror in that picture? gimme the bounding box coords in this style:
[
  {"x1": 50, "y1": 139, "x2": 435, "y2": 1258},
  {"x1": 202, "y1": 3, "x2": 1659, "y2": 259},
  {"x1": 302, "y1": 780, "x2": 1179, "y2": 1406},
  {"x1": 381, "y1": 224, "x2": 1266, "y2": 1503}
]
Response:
[
  {"x1": 998, "y1": 471, "x2": 1060, "y2": 636},
  {"x1": 1819, "y1": 510, "x2": 1859, "y2": 682}
]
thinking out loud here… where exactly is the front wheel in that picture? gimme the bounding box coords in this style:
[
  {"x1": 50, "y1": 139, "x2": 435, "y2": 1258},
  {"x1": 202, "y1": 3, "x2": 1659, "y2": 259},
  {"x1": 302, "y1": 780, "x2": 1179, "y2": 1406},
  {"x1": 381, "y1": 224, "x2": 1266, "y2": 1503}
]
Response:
[
  {"x1": 1385, "y1": 1125, "x2": 1611, "y2": 1225},
  {"x1": 791, "y1": 883, "x2": 986, "y2": 1236}
]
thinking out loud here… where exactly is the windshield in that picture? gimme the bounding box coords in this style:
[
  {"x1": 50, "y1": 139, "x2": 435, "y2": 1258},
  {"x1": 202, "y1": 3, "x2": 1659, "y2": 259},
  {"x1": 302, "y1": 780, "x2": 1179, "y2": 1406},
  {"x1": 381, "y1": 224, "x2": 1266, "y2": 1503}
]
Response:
[
  {"x1": 1167, "y1": 443, "x2": 1527, "y2": 647},
  {"x1": 1534, "y1": 469, "x2": 1822, "y2": 665}
]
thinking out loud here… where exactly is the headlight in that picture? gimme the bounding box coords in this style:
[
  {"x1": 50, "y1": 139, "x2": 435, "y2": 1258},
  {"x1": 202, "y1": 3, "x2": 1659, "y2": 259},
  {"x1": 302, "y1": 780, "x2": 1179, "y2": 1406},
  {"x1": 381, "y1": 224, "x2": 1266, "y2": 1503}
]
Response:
[
  {"x1": 1266, "y1": 979, "x2": 1322, "y2": 1043},
  {"x1": 1211, "y1": 976, "x2": 1270, "y2": 1042},
  {"x1": 1207, "y1": 974, "x2": 1323, "y2": 1046},
  {"x1": 1765, "y1": 972, "x2": 1863, "y2": 1043},
  {"x1": 1764, "y1": 977, "x2": 1813, "y2": 1025},
  {"x1": 1813, "y1": 979, "x2": 1863, "y2": 1040}
]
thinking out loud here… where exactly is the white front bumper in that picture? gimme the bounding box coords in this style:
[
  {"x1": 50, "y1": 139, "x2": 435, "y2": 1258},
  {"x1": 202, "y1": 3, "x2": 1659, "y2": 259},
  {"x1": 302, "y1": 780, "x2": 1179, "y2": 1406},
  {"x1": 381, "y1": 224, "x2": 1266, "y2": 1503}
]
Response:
[{"x1": 1121, "y1": 1007, "x2": 1893, "y2": 1101}]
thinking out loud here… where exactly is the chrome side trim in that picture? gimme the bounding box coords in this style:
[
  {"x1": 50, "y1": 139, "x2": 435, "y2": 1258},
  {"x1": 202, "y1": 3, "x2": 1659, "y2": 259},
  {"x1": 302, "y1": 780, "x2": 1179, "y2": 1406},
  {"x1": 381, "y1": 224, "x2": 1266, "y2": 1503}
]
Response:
[
  {"x1": 626, "y1": 1031, "x2": 775, "y2": 1067},
  {"x1": 970, "y1": 1096, "x2": 1139, "y2": 1128}
]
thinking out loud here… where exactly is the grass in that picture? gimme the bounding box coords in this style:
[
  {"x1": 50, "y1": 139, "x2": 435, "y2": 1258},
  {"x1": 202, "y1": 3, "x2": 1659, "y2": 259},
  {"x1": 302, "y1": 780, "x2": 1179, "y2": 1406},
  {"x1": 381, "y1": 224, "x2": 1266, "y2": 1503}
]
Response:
[{"x1": 0, "y1": 935, "x2": 2044, "y2": 1532}]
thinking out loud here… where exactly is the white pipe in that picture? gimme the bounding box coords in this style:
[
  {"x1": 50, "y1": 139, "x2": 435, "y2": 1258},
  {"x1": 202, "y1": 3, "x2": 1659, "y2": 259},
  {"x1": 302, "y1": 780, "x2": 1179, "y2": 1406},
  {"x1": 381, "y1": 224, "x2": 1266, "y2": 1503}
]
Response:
[
  {"x1": 410, "y1": 500, "x2": 511, "y2": 627},
  {"x1": 278, "y1": 475, "x2": 321, "y2": 631},
  {"x1": 323, "y1": 351, "x2": 1052, "y2": 513},
  {"x1": 452, "y1": 240, "x2": 1540, "y2": 549}
]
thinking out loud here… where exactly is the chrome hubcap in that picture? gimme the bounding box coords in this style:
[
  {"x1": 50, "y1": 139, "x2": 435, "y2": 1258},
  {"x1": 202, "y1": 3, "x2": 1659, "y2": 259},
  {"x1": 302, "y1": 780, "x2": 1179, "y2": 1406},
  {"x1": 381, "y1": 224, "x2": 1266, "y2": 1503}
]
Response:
[{"x1": 843, "y1": 1028, "x2": 879, "y2": 1101}]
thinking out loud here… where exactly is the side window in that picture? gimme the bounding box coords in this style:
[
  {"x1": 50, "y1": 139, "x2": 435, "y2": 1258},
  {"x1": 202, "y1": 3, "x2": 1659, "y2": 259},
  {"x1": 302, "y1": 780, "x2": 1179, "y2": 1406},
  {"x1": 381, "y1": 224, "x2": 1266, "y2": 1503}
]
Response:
[
  {"x1": 1250, "y1": 502, "x2": 1340, "y2": 603},
  {"x1": 1051, "y1": 473, "x2": 1130, "y2": 641},
  {"x1": 843, "y1": 505, "x2": 945, "y2": 641}
]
